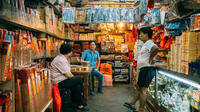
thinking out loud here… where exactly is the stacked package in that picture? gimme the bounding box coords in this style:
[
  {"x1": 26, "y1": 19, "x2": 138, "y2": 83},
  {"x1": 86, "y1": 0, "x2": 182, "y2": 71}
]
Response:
[
  {"x1": 101, "y1": 41, "x2": 115, "y2": 53},
  {"x1": 169, "y1": 32, "x2": 200, "y2": 75},
  {"x1": 181, "y1": 32, "x2": 200, "y2": 74},
  {"x1": 79, "y1": 34, "x2": 88, "y2": 40}
]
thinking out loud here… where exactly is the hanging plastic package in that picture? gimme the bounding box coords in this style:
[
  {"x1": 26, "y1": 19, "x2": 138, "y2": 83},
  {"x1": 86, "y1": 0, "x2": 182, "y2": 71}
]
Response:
[
  {"x1": 108, "y1": 7, "x2": 114, "y2": 22},
  {"x1": 134, "y1": 7, "x2": 140, "y2": 21},
  {"x1": 151, "y1": 8, "x2": 161, "y2": 24},
  {"x1": 139, "y1": 0, "x2": 147, "y2": 17},
  {"x1": 112, "y1": 8, "x2": 120, "y2": 22},
  {"x1": 92, "y1": 6, "x2": 100, "y2": 23},
  {"x1": 62, "y1": 7, "x2": 75, "y2": 24},
  {"x1": 127, "y1": 8, "x2": 135, "y2": 22},
  {"x1": 120, "y1": 8, "x2": 127, "y2": 22},
  {"x1": 86, "y1": 7, "x2": 92, "y2": 23},
  {"x1": 103, "y1": 7, "x2": 110, "y2": 22},
  {"x1": 97, "y1": 7, "x2": 104, "y2": 23}
]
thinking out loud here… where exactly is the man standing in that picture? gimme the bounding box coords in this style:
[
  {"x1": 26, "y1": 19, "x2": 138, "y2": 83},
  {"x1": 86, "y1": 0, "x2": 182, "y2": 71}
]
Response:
[
  {"x1": 81, "y1": 42, "x2": 103, "y2": 94},
  {"x1": 124, "y1": 27, "x2": 158, "y2": 112}
]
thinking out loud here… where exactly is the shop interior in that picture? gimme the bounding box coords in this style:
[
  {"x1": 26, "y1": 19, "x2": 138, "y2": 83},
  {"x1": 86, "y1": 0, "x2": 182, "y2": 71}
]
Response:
[{"x1": 0, "y1": 0, "x2": 200, "y2": 112}]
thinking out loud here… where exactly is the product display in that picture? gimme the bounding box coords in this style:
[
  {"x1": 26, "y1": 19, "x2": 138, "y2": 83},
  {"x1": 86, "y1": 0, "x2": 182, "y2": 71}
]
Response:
[
  {"x1": 1, "y1": 0, "x2": 200, "y2": 111},
  {"x1": 148, "y1": 68, "x2": 200, "y2": 112}
]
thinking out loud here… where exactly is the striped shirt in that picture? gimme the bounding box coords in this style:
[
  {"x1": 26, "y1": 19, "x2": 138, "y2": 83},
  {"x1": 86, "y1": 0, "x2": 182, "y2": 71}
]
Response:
[{"x1": 50, "y1": 54, "x2": 71, "y2": 85}]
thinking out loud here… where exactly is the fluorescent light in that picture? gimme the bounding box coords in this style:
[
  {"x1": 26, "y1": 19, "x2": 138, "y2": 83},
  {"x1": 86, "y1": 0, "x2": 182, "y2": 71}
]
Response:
[{"x1": 158, "y1": 70, "x2": 200, "y2": 89}]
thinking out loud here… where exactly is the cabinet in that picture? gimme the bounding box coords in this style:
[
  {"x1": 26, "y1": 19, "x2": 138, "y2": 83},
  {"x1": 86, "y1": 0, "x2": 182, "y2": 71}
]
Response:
[{"x1": 147, "y1": 67, "x2": 200, "y2": 112}]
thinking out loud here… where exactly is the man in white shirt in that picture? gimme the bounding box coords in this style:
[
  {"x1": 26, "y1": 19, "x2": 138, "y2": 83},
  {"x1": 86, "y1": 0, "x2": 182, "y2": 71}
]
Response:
[{"x1": 124, "y1": 27, "x2": 158, "y2": 112}]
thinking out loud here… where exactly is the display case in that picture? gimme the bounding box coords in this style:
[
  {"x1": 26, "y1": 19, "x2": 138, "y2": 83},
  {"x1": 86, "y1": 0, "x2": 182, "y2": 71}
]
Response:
[{"x1": 147, "y1": 67, "x2": 200, "y2": 112}]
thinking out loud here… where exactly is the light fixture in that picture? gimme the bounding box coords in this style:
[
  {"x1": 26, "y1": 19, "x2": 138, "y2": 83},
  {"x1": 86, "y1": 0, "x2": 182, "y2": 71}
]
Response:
[
  {"x1": 119, "y1": 22, "x2": 124, "y2": 28},
  {"x1": 158, "y1": 70, "x2": 200, "y2": 89}
]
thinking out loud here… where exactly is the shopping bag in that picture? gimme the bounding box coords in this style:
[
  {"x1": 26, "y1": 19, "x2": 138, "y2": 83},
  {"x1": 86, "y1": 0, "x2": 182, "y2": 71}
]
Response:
[{"x1": 52, "y1": 84, "x2": 61, "y2": 112}]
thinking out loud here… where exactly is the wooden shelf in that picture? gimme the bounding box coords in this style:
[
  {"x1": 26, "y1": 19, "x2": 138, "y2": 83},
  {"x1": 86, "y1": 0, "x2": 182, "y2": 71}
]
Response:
[
  {"x1": 0, "y1": 17, "x2": 66, "y2": 40},
  {"x1": 0, "y1": 79, "x2": 12, "y2": 85},
  {"x1": 73, "y1": 40, "x2": 96, "y2": 42}
]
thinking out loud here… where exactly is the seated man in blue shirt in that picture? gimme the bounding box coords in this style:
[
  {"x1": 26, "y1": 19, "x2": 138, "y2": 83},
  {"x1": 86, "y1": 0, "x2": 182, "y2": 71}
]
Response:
[{"x1": 81, "y1": 42, "x2": 103, "y2": 94}]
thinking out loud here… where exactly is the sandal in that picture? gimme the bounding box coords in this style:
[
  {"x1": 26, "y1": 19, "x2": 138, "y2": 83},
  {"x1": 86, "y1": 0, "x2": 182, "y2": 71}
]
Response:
[
  {"x1": 123, "y1": 102, "x2": 136, "y2": 110},
  {"x1": 77, "y1": 107, "x2": 89, "y2": 111}
]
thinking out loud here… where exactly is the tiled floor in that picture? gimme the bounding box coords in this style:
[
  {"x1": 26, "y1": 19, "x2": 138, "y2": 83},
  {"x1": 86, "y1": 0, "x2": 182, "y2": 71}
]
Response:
[
  {"x1": 62, "y1": 83, "x2": 148, "y2": 112},
  {"x1": 87, "y1": 84, "x2": 148, "y2": 112}
]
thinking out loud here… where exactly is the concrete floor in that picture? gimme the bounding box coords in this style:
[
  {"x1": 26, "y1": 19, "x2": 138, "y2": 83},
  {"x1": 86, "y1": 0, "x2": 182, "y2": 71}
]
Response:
[{"x1": 87, "y1": 84, "x2": 148, "y2": 112}]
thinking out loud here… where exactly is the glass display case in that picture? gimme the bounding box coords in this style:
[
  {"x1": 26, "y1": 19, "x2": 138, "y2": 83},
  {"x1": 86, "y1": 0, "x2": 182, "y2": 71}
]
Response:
[{"x1": 147, "y1": 67, "x2": 200, "y2": 112}]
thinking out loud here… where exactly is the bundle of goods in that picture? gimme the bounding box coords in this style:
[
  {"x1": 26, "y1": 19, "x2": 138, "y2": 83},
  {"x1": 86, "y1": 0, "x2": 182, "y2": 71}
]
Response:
[
  {"x1": 100, "y1": 55, "x2": 115, "y2": 60},
  {"x1": 82, "y1": 42, "x2": 90, "y2": 51},
  {"x1": 0, "y1": 91, "x2": 13, "y2": 112},
  {"x1": 100, "y1": 63, "x2": 112, "y2": 76},
  {"x1": 101, "y1": 41, "x2": 115, "y2": 53},
  {"x1": 88, "y1": 33, "x2": 95, "y2": 40},
  {"x1": 73, "y1": 44, "x2": 81, "y2": 53},
  {"x1": 190, "y1": 14, "x2": 200, "y2": 31},
  {"x1": 0, "y1": 41, "x2": 12, "y2": 82},
  {"x1": 114, "y1": 69, "x2": 121, "y2": 74},
  {"x1": 15, "y1": 66, "x2": 52, "y2": 112},
  {"x1": 75, "y1": 8, "x2": 86, "y2": 23},
  {"x1": 115, "y1": 55, "x2": 129, "y2": 61},
  {"x1": 79, "y1": 34, "x2": 88, "y2": 40},
  {"x1": 169, "y1": 31, "x2": 200, "y2": 75},
  {"x1": 121, "y1": 69, "x2": 129, "y2": 74}
]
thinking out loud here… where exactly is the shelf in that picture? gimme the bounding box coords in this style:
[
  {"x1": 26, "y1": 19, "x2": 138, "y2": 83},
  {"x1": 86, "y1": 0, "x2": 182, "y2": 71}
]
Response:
[
  {"x1": 73, "y1": 40, "x2": 96, "y2": 42},
  {"x1": 74, "y1": 31, "x2": 95, "y2": 33},
  {"x1": 32, "y1": 56, "x2": 53, "y2": 60},
  {"x1": 40, "y1": 98, "x2": 53, "y2": 112},
  {"x1": 0, "y1": 79, "x2": 12, "y2": 85},
  {"x1": 114, "y1": 66, "x2": 129, "y2": 68},
  {"x1": 0, "y1": 16, "x2": 66, "y2": 40},
  {"x1": 114, "y1": 78, "x2": 129, "y2": 82},
  {"x1": 101, "y1": 59, "x2": 114, "y2": 61},
  {"x1": 114, "y1": 73, "x2": 129, "y2": 75}
]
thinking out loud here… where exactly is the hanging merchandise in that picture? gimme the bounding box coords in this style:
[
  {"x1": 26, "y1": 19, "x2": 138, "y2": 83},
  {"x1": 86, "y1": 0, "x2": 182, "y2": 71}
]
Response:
[
  {"x1": 164, "y1": 37, "x2": 172, "y2": 49},
  {"x1": 85, "y1": 7, "x2": 92, "y2": 23},
  {"x1": 120, "y1": 8, "x2": 135, "y2": 23},
  {"x1": 75, "y1": 8, "x2": 86, "y2": 23},
  {"x1": 139, "y1": 0, "x2": 147, "y2": 17},
  {"x1": 62, "y1": 7, "x2": 75, "y2": 24},
  {"x1": 147, "y1": 0, "x2": 154, "y2": 10},
  {"x1": 111, "y1": 8, "x2": 121, "y2": 22}
]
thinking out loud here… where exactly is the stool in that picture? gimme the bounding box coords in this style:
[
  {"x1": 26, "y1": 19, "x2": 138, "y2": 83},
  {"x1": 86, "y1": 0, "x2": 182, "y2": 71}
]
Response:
[
  {"x1": 59, "y1": 88, "x2": 71, "y2": 104},
  {"x1": 59, "y1": 88, "x2": 76, "y2": 112}
]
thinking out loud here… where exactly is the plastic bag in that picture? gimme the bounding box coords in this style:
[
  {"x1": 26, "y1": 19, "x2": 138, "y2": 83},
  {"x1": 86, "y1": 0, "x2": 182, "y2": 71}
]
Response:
[
  {"x1": 53, "y1": 84, "x2": 61, "y2": 112},
  {"x1": 62, "y1": 7, "x2": 75, "y2": 24}
]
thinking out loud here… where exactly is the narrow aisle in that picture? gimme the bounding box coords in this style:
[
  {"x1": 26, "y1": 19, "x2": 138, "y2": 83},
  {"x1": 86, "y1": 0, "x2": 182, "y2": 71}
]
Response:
[{"x1": 87, "y1": 84, "x2": 144, "y2": 112}]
